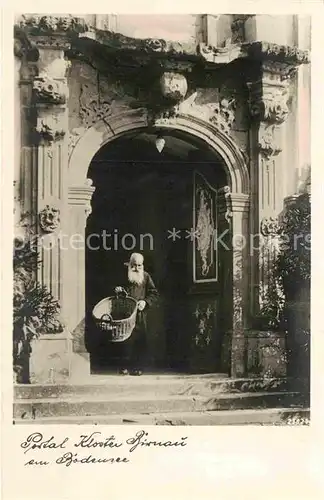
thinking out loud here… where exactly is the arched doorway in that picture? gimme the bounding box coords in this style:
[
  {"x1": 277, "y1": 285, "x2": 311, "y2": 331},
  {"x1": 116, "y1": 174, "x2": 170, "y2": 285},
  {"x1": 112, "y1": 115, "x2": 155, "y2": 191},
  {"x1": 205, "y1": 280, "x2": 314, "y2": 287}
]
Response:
[
  {"x1": 84, "y1": 129, "x2": 231, "y2": 373},
  {"x1": 66, "y1": 112, "x2": 250, "y2": 377}
]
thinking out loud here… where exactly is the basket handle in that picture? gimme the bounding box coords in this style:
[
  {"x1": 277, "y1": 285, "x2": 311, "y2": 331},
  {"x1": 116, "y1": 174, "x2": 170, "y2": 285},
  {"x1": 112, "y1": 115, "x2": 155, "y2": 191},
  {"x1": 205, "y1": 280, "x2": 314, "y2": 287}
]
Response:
[
  {"x1": 100, "y1": 313, "x2": 113, "y2": 323},
  {"x1": 114, "y1": 287, "x2": 128, "y2": 298}
]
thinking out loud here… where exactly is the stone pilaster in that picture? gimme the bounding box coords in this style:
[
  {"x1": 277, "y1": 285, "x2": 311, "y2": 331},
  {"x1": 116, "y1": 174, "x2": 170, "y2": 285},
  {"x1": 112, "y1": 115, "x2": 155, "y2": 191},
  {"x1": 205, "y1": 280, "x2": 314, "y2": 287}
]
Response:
[
  {"x1": 32, "y1": 38, "x2": 70, "y2": 310},
  {"x1": 14, "y1": 27, "x2": 39, "y2": 231},
  {"x1": 247, "y1": 59, "x2": 297, "y2": 311},
  {"x1": 218, "y1": 188, "x2": 250, "y2": 377},
  {"x1": 65, "y1": 181, "x2": 95, "y2": 333}
]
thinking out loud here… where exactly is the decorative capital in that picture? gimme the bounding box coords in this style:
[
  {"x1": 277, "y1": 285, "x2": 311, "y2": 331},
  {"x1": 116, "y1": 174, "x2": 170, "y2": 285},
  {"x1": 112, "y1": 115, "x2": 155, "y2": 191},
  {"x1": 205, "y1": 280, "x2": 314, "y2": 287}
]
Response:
[
  {"x1": 33, "y1": 77, "x2": 68, "y2": 105},
  {"x1": 260, "y1": 216, "x2": 280, "y2": 237},
  {"x1": 39, "y1": 205, "x2": 60, "y2": 233},
  {"x1": 217, "y1": 189, "x2": 250, "y2": 218},
  {"x1": 249, "y1": 84, "x2": 289, "y2": 125}
]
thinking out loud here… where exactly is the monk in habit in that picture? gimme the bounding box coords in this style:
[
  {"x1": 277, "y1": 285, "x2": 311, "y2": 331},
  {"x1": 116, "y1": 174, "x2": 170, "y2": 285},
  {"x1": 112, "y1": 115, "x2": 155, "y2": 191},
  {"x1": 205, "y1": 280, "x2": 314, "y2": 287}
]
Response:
[{"x1": 114, "y1": 253, "x2": 159, "y2": 375}]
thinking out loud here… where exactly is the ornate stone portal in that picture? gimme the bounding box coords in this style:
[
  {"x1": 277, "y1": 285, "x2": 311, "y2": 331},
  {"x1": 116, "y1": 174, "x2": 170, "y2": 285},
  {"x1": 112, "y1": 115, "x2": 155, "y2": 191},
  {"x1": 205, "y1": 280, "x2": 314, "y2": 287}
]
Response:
[{"x1": 14, "y1": 15, "x2": 310, "y2": 378}]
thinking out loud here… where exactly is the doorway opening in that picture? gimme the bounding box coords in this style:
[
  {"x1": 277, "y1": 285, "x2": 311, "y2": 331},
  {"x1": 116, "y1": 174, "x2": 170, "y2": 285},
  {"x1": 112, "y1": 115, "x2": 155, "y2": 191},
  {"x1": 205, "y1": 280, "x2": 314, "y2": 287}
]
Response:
[{"x1": 84, "y1": 129, "x2": 230, "y2": 374}]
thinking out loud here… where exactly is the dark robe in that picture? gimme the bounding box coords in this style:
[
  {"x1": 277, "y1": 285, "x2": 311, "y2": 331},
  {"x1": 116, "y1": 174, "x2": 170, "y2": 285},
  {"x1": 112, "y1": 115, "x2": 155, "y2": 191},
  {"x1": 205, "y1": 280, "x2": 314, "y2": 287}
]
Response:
[{"x1": 115, "y1": 270, "x2": 159, "y2": 369}]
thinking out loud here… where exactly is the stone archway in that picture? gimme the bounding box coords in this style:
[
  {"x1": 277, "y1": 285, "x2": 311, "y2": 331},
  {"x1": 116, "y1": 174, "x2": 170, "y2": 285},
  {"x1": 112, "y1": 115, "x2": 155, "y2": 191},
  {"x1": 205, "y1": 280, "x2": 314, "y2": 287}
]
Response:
[
  {"x1": 65, "y1": 109, "x2": 250, "y2": 376},
  {"x1": 68, "y1": 109, "x2": 249, "y2": 193}
]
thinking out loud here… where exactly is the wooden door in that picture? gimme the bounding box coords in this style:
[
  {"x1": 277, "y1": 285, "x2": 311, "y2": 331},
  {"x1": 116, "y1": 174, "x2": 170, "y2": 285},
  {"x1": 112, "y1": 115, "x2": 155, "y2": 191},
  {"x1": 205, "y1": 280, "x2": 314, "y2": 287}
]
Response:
[{"x1": 187, "y1": 170, "x2": 222, "y2": 373}]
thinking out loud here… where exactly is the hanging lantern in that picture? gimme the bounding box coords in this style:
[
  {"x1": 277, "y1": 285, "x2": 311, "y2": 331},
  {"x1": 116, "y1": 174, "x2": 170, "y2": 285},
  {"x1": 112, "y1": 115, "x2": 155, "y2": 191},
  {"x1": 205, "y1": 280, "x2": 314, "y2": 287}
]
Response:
[{"x1": 155, "y1": 136, "x2": 165, "y2": 153}]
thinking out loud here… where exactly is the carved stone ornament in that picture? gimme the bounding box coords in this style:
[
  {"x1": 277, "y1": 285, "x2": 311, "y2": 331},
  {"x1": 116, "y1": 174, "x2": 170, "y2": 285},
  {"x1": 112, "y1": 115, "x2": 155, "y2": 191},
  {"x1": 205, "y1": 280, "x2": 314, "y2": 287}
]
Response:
[
  {"x1": 179, "y1": 91, "x2": 236, "y2": 135},
  {"x1": 198, "y1": 43, "x2": 243, "y2": 65},
  {"x1": 245, "y1": 41, "x2": 310, "y2": 65},
  {"x1": 17, "y1": 15, "x2": 88, "y2": 35},
  {"x1": 160, "y1": 72, "x2": 188, "y2": 103},
  {"x1": 36, "y1": 115, "x2": 66, "y2": 142},
  {"x1": 231, "y1": 15, "x2": 252, "y2": 44},
  {"x1": 144, "y1": 38, "x2": 167, "y2": 53},
  {"x1": 250, "y1": 86, "x2": 289, "y2": 124},
  {"x1": 91, "y1": 28, "x2": 195, "y2": 57},
  {"x1": 33, "y1": 77, "x2": 67, "y2": 105},
  {"x1": 258, "y1": 124, "x2": 281, "y2": 158},
  {"x1": 39, "y1": 205, "x2": 60, "y2": 233},
  {"x1": 260, "y1": 216, "x2": 280, "y2": 237},
  {"x1": 68, "y1": 128, "x2": 85, "y2": 158},
  {"x1": 218, "y1": 186, "x2": 233, "y2": 223},
  {"x1": 79, "y1": 84, "x2": 117, "y2": 128}
]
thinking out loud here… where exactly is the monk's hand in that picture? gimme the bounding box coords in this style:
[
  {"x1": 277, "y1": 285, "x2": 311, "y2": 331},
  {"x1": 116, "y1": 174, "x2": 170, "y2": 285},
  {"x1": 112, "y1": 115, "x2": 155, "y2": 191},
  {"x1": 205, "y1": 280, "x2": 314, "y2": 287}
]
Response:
[
  {"x1": 115, "y1": 286, "x2": 123, "y2": 294},
  {"x1": 137, "y1": 300, "x2": 146, "y2": 311}
]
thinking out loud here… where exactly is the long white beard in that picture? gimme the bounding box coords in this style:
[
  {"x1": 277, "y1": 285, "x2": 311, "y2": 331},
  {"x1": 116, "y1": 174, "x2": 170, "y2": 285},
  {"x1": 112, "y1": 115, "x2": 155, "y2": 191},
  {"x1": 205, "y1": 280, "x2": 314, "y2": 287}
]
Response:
[{"x1": 128, "y1": 268, "x2": 144, "y2": 285}]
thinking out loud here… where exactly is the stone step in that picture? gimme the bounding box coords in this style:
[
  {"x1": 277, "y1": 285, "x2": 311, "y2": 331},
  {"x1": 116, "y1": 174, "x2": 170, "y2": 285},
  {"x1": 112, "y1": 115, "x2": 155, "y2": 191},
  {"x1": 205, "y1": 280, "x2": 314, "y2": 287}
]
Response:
[
  {"x1": 13, "y1": 407, "x2": 310, "y2": 426},
  {"x1": 14, "y1": 376, "x2": 288, "y2": 400},
  {"x1": 13, "y1": 391, "x2": 305, "y2": 420}
]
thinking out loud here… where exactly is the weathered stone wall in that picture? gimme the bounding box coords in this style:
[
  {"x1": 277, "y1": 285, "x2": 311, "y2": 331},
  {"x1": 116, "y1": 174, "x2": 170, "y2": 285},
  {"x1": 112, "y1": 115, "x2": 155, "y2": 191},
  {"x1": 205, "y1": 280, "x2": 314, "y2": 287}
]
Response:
[{"x1": 67, "y1": 59, "x2": 250, "y2": 168}]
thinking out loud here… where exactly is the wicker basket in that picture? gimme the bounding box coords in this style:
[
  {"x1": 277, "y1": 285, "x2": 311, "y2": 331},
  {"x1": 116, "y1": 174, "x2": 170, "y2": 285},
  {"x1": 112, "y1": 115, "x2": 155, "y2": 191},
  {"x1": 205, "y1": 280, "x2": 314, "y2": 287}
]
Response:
[{"x1": 92, "y1": 291, "x2": 138, "y2": 342}]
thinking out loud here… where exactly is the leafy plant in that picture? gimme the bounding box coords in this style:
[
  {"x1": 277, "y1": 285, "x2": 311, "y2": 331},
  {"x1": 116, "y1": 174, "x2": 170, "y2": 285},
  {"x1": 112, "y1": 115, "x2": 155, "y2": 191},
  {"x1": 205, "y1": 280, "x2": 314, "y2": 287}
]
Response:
[
  {"x1": 253, "y1": 193, "x2": 310, "y2": 331},
  {"x1": 13, "y1": 214, "x2": 63, "y2": 381},
  {"x1": 253, "y1": 273, "x2": 285, "y2": 331},
  {"x1": 276, "y1": 193, "x2": 311, "y2": 299}
]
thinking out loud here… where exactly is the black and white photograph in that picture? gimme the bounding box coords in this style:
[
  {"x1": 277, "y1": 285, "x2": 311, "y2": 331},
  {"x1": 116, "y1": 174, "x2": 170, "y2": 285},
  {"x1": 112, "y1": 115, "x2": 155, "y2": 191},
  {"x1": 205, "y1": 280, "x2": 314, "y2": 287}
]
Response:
[{"x1": 12, "y1": 12, "x2": 311, "y2": 427}]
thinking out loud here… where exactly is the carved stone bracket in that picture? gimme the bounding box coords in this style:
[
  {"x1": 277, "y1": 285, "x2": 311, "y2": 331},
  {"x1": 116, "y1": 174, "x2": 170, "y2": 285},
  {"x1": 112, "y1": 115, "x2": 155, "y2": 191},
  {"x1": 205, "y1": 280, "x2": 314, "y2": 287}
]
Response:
[
  {"x1": 33, "y1": 77, "x2": 68, "y2": 105},
  {"x1": 36, "y1": 112, "x2": 66, "y2": 143},
  {"x1": 159, "y1": 72, "x2": 188, "y2": 103},
  {"x1": 247, "y1": 59, "x2": 293, "y2": 162},
  {"x1": 258, "y1": 123, "x2": 281, "y2": 159},
  {"x1": 260, "y1": 216, "x2": 280, "y2": 237},
  {"x1": 249, "y1": 81, "x2": 290, "y2": 125},
  {"x1": 39, "y1": 205, "x2": 60, "y2": 232}
]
